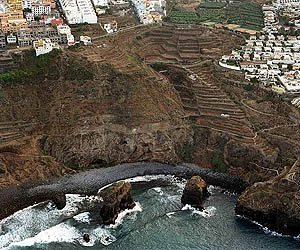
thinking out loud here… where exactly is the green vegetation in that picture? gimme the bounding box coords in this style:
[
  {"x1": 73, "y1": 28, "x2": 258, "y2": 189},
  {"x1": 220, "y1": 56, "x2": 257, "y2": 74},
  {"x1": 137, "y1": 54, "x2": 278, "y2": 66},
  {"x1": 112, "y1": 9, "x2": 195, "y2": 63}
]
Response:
[
  {"x1": 150, "y1": 62, "x2": 168, "y2": 71},
  {"x1": 226, "y1": 2, "x2": 264, "y2": 29},
  {"x1": 211, "y1": 154, "x2": 227, "y2": 173},
  {"x1": 169, "y1": 10, "x2": 198, "y2": 24},
  {"x1": 197, "y1": 8, "x2": 226, "y2": 23},
  {"x1": 198, "y1": 2, "x2": 226, "y2": 9},
  {"x1": 0, "y1": 48, "x2": 95, "y2": 86},
  {"x1": 168, "y1": 1, "x2": 264, "y2": 31},
  {"x1": 243, "y1": 84, "x2": 254, "y2": 91},
  {"x1": 64, "y1": 60, "x2": 95, "y2": 81},
  {"x1": 0, "y1": 49, "x2": 61, "y2": 86}
]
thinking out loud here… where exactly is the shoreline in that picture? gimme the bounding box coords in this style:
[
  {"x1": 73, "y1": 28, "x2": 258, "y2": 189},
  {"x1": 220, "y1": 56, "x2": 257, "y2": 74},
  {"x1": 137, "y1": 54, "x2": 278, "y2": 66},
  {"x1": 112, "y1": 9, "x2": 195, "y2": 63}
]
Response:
[{"x1": 0, "y1": 162, "x2": 248, "y2": 221}]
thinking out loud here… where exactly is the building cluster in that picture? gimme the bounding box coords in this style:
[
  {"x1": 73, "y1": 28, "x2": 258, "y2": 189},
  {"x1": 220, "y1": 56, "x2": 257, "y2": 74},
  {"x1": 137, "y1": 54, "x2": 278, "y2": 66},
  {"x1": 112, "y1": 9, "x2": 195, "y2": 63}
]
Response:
[
  {"x1": 33, "y1": 37, "x2": 58, "y2": 56},
  {"x1": 220, "y1": 0, "x2": 300, "y2": 95},
  {"x1": 0, "y1": 0, "x2": 61, "y2": 34},
  {"x1": 131, "y1": 0, "x2": 166, "y2": 24},
  {"x1": 0, "y1": 0, "x2": 77, "y2": 54},
  {"x1": 58, "y1": 0, "x2": 97, "y2": 24},
  {"x1": 102, "y1": 20, "x2": 117, "y2": 33}
]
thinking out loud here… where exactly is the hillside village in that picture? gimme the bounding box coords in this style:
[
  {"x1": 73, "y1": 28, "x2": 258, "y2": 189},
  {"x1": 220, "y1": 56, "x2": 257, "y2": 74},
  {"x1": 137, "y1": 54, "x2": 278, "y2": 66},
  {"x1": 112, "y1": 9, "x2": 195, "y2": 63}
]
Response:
[
  {"x1": 0, "y1": 0, "x2": 166, "y2": 56},
  {"x1": 220, "y1": 0, "x2": 300, "y2": 108},
  {"x1": 0, "y1": 0, "x2": 300, "y2": 108}
]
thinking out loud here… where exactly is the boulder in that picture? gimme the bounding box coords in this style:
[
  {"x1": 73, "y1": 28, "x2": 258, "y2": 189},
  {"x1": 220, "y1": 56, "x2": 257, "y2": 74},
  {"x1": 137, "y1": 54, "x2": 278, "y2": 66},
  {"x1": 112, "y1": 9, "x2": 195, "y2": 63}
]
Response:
[
  {"x1": 236, "y1": 157, "x2": 300, "y2": 236},
  {"x1": 83, "y1": 233, "x2": 90, "y2": 243},
  {"x1": 51, "y1": 194, "x2": 67, "y2": 210},
  {"x1": 99, "y1": 181, "x2": 135, "y2": 225},
  {"x1": 181, "y1": 176, "x2": 209, "y2": 209}
]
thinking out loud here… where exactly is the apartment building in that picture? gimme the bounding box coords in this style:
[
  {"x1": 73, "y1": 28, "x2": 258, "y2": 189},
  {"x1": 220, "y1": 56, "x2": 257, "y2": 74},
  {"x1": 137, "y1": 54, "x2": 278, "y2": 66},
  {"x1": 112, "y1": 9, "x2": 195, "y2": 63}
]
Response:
[
  {"x1": 0, "y1": 31, "x2": 6, "y2": 47},
  {"x1": 33, "y1": 38, "x2": 59, "y2": 56},
  {"x1": 17, "y1": 25, "x2": 68, "y2": 46},
  {"x1": 59, "y1": 0, "x2": 97, "y2": 24},
  {"x1": 32, "y1": 2, "x2": 51, "y2": 16}
]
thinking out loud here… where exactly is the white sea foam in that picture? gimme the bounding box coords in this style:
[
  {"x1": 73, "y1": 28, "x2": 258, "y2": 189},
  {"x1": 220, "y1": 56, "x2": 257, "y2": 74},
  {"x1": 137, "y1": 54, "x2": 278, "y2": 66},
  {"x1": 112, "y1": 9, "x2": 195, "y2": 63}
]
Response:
[
  {"x1": 166, "y1": 212, "x2": 176, "y2": 218},
  {"x1": 181, "y1": 204, "x2": 216, "y2": 218},
  {"x1": 236, "y1": 215, "x2": 292, "y2": 238},
  {"x1": 92, "y1": 227, "x2": 117, "y2": 246},
  {"x1": 152, "y1": 187, "x2": 164, "y2": 195},
  {"x1": 106, "y1": 202, "x2": 143, "y2": 229},
  {"x1": 8, "y1": 223, "x2": 81, "y2": 248},
  {"x1": 0, "y1": 201, "x2": 60, "y2": 249},
  {"x1": 0, "y1": 194, "x2": 102, "y2": 249},
  {"x1": 207, "y1": 185, "x2": 218, "y2": 194},
  {"x1": 73, "y1": 212, "x2": 91, "y2": 224},
  {"x1": 125, "y1": 175, "x2": 186, "y2": 190},
  {"x1": 61, "y1": 194, "x2": 102, "y2": 217}
]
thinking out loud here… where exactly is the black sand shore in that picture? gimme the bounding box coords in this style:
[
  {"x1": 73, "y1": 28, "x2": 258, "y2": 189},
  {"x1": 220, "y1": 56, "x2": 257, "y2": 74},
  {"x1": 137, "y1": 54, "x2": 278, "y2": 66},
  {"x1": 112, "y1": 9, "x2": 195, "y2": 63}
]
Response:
[{"x1": 0, "y1": 162, "x2": 248, "y2": 220}]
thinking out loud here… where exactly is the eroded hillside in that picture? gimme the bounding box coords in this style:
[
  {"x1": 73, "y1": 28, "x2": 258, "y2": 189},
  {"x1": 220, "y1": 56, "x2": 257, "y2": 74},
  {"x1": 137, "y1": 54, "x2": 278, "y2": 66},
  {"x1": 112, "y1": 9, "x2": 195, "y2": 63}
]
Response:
[{"x1": 0, "y1": 24, "x2": 299, "y2": 187}]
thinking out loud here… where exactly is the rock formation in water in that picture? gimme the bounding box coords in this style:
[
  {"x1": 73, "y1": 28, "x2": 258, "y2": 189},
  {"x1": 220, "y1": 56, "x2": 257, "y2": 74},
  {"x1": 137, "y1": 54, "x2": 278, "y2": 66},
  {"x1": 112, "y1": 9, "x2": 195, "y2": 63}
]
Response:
[
  {"x1": 99, "y1": 181, "x2": 135, "y2": 225},
  {"x1": 181, "y1": 176, "x2": 209, "y2": 209},
  {"x1": 51, "y1": 194, "x2": 66, "y2": 209},
  {"x1": 236, "y1": 157, "x2": 300, "y2": 236}
]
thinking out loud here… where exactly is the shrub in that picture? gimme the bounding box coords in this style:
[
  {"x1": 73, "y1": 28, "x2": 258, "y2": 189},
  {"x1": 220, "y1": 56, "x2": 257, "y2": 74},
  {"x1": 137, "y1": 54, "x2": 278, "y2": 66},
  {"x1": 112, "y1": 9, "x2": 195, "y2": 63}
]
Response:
[
  {"x1": 211, "y1": 154, "x2": 227, "y2": 173},
  {"x1": 150, "y1": 62, "x2": 168, "y2": 71}
]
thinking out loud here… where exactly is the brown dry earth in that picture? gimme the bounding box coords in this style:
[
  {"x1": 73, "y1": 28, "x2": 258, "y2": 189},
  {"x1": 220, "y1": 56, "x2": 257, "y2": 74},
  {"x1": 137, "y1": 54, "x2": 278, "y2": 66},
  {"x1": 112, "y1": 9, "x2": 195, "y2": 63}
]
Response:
[{"x1": 0, "y1": 24, "x2": 299, "y2": 188}]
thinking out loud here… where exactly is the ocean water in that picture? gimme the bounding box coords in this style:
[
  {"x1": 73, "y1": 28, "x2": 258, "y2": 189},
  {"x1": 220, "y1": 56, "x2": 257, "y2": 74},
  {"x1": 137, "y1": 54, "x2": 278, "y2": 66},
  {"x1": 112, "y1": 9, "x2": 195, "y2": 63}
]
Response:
[{"x1": 1, "y1": 175, "x2": 300, "y2": 250}]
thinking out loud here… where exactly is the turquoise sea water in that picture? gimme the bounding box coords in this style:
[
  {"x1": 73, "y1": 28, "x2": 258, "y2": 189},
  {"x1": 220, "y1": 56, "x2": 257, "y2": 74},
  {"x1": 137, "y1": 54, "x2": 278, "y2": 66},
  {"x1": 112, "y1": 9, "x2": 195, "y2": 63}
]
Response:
[{"x1": 1, "y1": 175, "x2": 300, "y2": 250}]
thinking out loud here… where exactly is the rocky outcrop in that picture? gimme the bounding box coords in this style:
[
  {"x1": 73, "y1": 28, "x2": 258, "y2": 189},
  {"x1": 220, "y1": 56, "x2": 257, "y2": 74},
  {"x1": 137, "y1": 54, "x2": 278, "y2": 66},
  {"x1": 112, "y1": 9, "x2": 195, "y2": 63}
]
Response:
[
  {"x1": 225, "y1": 141, "x2": 276, "y2": 169},
  {"x1": 99, "y1": 181, "x2": 135, "y2": 225},
  {"x1": 236, "y1": 157, "x2": 300, "y2": 236},
  {"x1": 43, "y1": 122, "x2": 195, "y2": 169},
  {"x1": 52, "y1": 194, "x2": 66, "y2": 209},
  {"x1": 181, "y1": 176, "x2": 209, "y2": 209}
]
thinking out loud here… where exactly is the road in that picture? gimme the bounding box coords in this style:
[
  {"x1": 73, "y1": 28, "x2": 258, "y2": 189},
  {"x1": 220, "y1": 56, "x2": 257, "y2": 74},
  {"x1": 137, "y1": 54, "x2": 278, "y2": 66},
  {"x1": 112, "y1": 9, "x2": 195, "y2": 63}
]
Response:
[{"x1": 92, "y1": 22, "x2": 158, "y2": 40}]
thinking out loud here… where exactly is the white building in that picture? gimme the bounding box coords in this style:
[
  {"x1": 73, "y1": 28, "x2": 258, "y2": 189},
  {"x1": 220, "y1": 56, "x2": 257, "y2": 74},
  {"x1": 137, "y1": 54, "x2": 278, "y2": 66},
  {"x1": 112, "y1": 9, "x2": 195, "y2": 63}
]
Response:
[
  {"x1": 279, "y1": 74, "x2": 300, "y2": 92},
  {"x1": 59, "y1": 0, "x2": 97, "y2": 24},
  {"x1": 57, "y1": 24, "x2": 75, "y2": 45},
  {"x1": 33, "y1": 39, "x2": 59, "y2": 56},
  {"x1": 80, "y1": 35, "x2": 91, "y2": 45},
  {"x1": 93, "y1": 0, "x2": 108, "y2": 6},
  {"x1": 22, "y1": 0, "x2": 32, "y2": 9},
  {"x1": 103, "y1": 21, "x2": 117, "y2": 33},
  {"x1": 32, "y1": 3, "x2": 51, "y2": 16},
  {"x1": 25, "y1": 12, "x2": 34, "y2": 22},
  {"x1": 7, "y1": 34, "x2": 17, "y2": 44}
]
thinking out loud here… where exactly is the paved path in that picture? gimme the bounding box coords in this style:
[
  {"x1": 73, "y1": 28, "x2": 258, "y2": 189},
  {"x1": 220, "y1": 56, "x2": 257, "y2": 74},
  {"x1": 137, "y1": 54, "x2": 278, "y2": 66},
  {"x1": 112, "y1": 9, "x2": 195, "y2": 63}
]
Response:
[
  {"x1": 241, "y1": 99, "x2": 277, "y2": 117},
  {"x1": 92, "y1": 23, "x2": 158, "y2": 40}
]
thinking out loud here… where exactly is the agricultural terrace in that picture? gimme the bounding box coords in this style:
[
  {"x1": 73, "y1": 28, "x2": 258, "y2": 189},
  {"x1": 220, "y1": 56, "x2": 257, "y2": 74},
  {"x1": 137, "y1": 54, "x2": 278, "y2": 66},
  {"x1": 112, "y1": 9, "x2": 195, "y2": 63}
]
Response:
[
  {"x1": 168, "y1": 1, "x2": 264, "y2": 31},
  {"x1": 169, "y1": 10, "x2": 198, "y2": 24},
  {"x1": 226, "y1": 2, "x2": 264, "y2": 30},
  {"x1": 198, "y1": 2, "x2": 226, "y2": 9}
]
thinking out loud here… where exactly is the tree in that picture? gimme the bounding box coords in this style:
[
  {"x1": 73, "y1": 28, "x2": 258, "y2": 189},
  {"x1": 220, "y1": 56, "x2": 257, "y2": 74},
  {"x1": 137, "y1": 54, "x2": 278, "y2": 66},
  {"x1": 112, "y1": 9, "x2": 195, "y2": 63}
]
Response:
[{"x1": 282, "y1": 15, "x2": 290, "y2": 26}]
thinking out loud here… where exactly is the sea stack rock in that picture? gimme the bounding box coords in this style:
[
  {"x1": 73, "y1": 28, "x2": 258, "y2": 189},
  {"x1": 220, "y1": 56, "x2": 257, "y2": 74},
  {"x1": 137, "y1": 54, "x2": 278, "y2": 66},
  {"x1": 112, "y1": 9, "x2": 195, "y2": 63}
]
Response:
[
  {"x1": 99, "y1": 181, "x2": 135, "y2": 225},
  {"x1": 236, "y1": 157, "x2": 300, "y2": 236},
  {"x1": 181, "y1": 176, "x2": 209, "y2": 209},
  {"x1": 52, "y1": 194, "x2": 67, "y2": 210}
]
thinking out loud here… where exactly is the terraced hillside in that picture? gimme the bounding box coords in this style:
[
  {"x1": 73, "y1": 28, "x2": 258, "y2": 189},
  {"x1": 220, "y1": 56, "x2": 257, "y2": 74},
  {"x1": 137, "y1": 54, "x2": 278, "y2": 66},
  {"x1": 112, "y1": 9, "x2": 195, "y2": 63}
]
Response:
[
  {"x1": 139, "y1": 24, "x2": 241, "y2": 63},
  {"x1": 137, "y1": 25, "x2": 277, "y2": 162},
  {"x1": 0, "y1": 23, "x2": 296, "y2": 187}
]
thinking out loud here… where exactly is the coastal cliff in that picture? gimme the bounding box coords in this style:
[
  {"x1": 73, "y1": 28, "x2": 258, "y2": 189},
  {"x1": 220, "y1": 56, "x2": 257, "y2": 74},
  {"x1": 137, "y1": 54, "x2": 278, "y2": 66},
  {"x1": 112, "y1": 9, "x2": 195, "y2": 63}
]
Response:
[
  {"x1": 236, "y1": 157, "x2": 300, "y2": 236},
  {"x1": 0, "y1": 24, "x2": 299, "y2": 189}
]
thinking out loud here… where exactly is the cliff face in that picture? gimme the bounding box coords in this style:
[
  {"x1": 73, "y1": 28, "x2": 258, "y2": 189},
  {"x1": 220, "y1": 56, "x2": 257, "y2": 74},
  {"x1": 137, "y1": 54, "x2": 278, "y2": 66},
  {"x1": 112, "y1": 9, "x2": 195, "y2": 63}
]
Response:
[
  {"x1": 181, "y1": 176, "x2": 209, "y2": 209},
  {"x1": 100, "y1": 181, "x2": 135, "y2": 224},
  {"x1": 236, "y1": 157, "x2": 300, "y2": 236},
  {"x1": 0, "y1": 48, "x2": 196, "y2": 186},
  {"x1": 0, "y1": 25, "x2": 289, "y2": 188}
]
